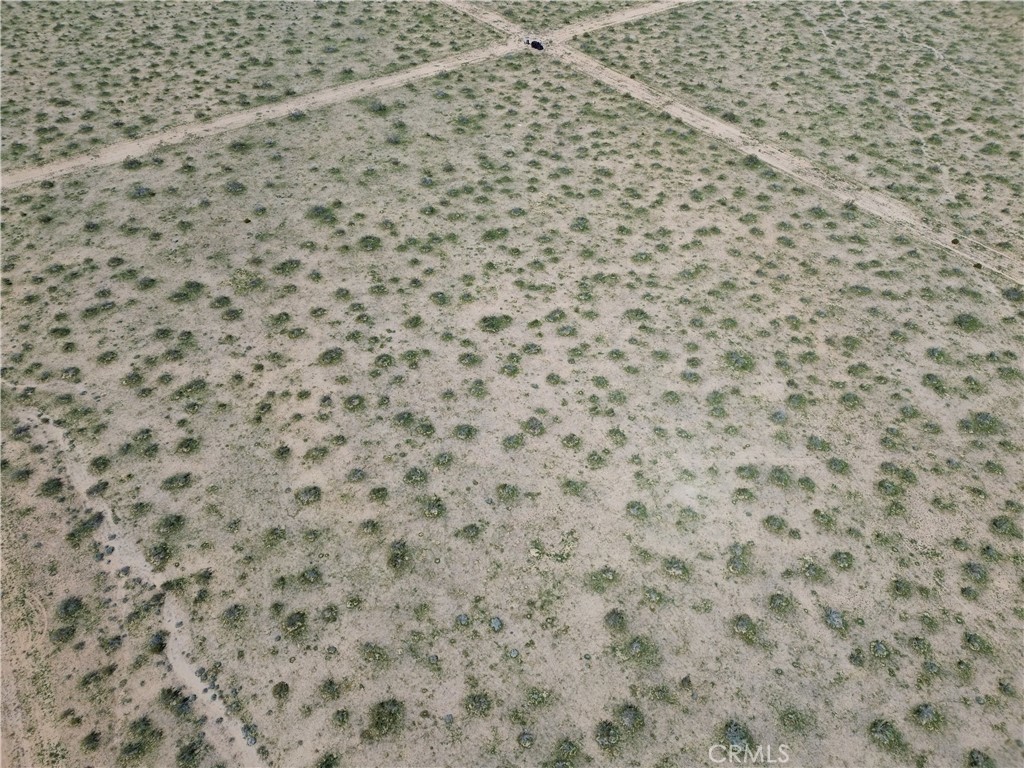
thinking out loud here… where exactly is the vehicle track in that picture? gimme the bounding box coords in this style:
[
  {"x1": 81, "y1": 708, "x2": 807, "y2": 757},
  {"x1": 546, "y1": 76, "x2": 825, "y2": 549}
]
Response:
[
  {"x1": 443, "y1": 0, "x2": 1020, "y2": 284},
  {"x1": 22, "y1": 405, "x2": 268, "y2": 768},
  {"x1": 0, "y1": 0, "x2": 682, "y2": 192},
  {"x1": 0, "y1": 39, "x2": 521, "y2": 191},
  {"x1": 7, "y1": 0, "x2": 1014, "y2": 287},
  {"x1": 0, "y1": 589, "x2": 45, "y2": 768},
  {"x1": 552, "y1": 46, "x2": 1022, "y2": 285}
]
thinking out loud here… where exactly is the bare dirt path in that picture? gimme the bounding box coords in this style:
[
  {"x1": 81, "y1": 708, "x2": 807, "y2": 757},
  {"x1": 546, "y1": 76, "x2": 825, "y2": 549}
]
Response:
[
  {"x1": 19, "y1": 405, "x2": 268, "y2": 768},
  {"x1": 2, "y1": 0, "x2": 1018, "y2": 285},
  {"x1": 0, "y1": 40, "x2": 520, "y2": 191},
  {"x1": 547, "y1": 0, "x2": 686, "y2": 43},
  {"x1": 439, "y1": 0, "x2": 685, "y2": 42},
  {"x1": 0, "y1": 1, "x2": 682, "y2": 192},
  {"x1": 0, "y1": 590, "x2": 46, "y2": 768},
  {"x1": 439, "y1": 0, "x2": 525, "y2": 37},
  {"x1": 441, "y1": 0, "x2": 1020, "y2": 285},
  {"x1": 553, "y1": 46, "x2": 1022, "y2": 284}
]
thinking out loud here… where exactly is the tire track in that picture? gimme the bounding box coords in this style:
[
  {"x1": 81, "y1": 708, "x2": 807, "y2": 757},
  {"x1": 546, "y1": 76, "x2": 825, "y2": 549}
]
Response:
[
  {"x1": 551, "y1": 46, "x2": 1022, "y2": 285},
  {"x1": 443, "y1": 0, "x2": 1020, "y2": 284},
  {"x1": 0, "y1": 589, "x2": 45, "y2": 768},
  {"x1": 439, "y1": 0, "x2": 685, "y2": 42},
  {"x1": 439, "y1": 0, "x2": 524, "y2": 37},
  {"x1": 1, "y1": 40, "x2": 520, "y2": 191},
  {"x1": 2, "y1": 0, "x2": 683, "y2": 191},
  {"x1": 23, "y1": 405, "x2": 268, "y2": 768}
]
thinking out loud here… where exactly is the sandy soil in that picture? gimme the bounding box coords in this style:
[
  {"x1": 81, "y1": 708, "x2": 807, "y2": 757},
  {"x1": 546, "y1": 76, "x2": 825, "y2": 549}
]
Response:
[
  {"x1": 2, "y1": 3, "x2": 1021, "y2": 768},
  {"x1": 551, "y1": 45, "x2": 1023, "y2": 285},
  {"x1": 0, "y1": 1, "x2": 505, "y2": 171},
  {"x1": 574, "y1": 1, "x2": 1023, "y2": 257},
  {"x1": 1, "y1": 39, "x2": 522, "y2": 191}
]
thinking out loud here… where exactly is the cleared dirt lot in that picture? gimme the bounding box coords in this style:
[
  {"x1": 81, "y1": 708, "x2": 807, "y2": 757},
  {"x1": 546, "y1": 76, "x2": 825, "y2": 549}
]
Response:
[{"x1": 2, "y1": 3, "x2": 1021, "y2": 768}]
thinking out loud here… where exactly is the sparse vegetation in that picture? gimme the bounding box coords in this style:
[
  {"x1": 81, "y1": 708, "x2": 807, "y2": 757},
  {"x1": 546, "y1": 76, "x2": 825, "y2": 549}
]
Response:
[{"x1": 1, "y1": 3, "x2": 1019, "y2": 767}]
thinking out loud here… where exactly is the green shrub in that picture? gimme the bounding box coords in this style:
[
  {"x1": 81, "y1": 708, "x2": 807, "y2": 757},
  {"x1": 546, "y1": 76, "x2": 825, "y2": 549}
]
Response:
[
  {"x1": 295, "y1": 486, "x2": 322, "y2": 505},
  {"x1": 38, "y1": 479, "x2": 64, "y2": 495},
  {"x1": 724, "y1": 350, "x2": 755, "y2": 372},
  {"x1": 119, "y1": 716, "x2": 164, "y2": 764},
  {"x1": 496, "y1": 483, "x2": 520, "y2": 504},
  {"x1": 952, "y1": 313, "x2": 982, "y2": 332},
  {"x1": 363, "y1": 699, "x2": 405, "y2": 740},
  {"x1": 868, "y1": 719, "x2": 907, "y2": 755},
  {"x1": 168, "y1": 281, "x2": 204, "y2": 302},
  {"x1": 307, "y1": 205, "x2": 337, "y2": 226},
  {"x1": 479, "y1": 314, "x2": 513, "y2": 333},
  {"x1": 317, "y1": 347, "x2": 344, "y2": 365},
  {"x1": 959, "y1": 412, "x2": 1003, "y2": 435},
  {"x1": 464, "y1": 692, "x2": 493, "y2": 717},
  {"x1": 282, "y1": 611, "x2": 307, "y2": 637},
  {"x1": 161, "y1": 473, "x2": 192, "y2": 491}
]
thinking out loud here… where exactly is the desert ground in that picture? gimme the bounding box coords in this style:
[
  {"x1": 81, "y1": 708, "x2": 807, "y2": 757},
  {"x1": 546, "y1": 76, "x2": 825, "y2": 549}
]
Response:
[{"x1": 1, "y1": 2, "x2": 1021, "y2": 768}]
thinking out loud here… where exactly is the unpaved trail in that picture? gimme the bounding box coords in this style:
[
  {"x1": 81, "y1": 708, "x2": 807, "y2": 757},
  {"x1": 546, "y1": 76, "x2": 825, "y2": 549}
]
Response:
[
  {"x1": 3, "y1": 0, "x2": 1018, "y2": 285},
  {"x1": 440, "y1": 0, "x2": 685, "y2": 42},
  {"x1": 0, "y1": 39, "x2": 520, "y2": 191},
  {"x1": 1, "y1": 0, "x2": 682, "y2": 191},
  {"x1": 446, "y1": 0, "x2": 1021, "y2": 285},
  {"x1": 0, "y1": 589, "x2": 47, "y2": 768},
  {"x1": 441, "y1": 0, "x2": 1021, "y2": 285},
  {"x1": 552, "y1": 46, "x2": 1023, "y2": 285},
  {"x1": 19, "y1": 405, "x2": 268, "y2": 768},
  {"x1": 440, "y1": 0, "x2": 525, "y2": 37},
  {"x1": 547, "y1": 0, "x2": 686, "y2": 43}
]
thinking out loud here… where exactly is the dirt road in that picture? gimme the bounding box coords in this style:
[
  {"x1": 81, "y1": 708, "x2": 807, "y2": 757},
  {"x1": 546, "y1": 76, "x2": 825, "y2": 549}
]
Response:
[
  {"x1": 7, "y1": 0, "x2": 1012, "y2": 285},
  {"x1": 552, "y1": 46, "x2": 1022, "y2": 284},
  {"x1": 439, "y1": 0, "x2": 1021, "y2": 285},
  {"x1": 5, "y1": 403, "x2": 269, "y2": 768},
  {"x1": 0, "y1": 39, "x2": 520, "y2": 191}
]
